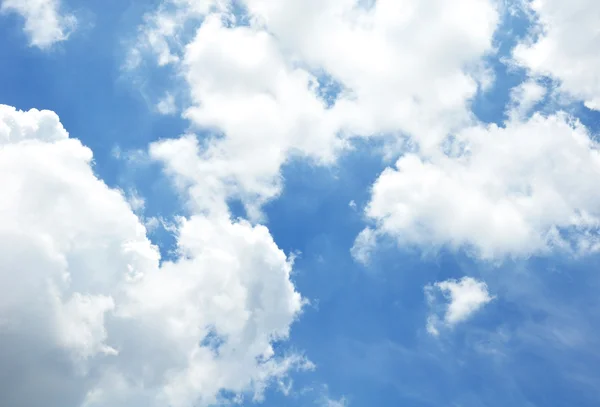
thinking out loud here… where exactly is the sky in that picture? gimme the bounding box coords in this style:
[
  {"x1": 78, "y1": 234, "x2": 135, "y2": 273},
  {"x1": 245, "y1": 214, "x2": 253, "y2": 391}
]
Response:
[{"x1": 2, "y1": 0, "x2": 600, "y2": 406}]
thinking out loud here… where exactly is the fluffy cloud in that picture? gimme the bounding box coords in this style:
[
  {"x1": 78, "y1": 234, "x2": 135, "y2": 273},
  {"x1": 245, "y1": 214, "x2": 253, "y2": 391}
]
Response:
[
  {"x1": 360, "y1": 111, "x2": 600, "y2": 260},
  {"x1": 0, "y1": 0, "x2": 76, "y2": 49},
  {"x1": 507, "y1": 79, "x2": 547, "y2": 121},
  {"x1": 240, "y1": 0, "x2": 498, "y2": 150},
  {"x1": 0, "y1": 105, "x2": 306, "y2": 407},
  {"x1": 178, "y1": 14, "x2": 343, "y2": 218},
  {"x1": 425, "y1": 277, "x2": 493, "y2": 336},
  {"x1": 350, "y1": 227, "x2": 377, "y2": 265},
  {"x1": 513, "y1": 0, "x2": 600, "y2": 109},
  {"x1": 132, "y1": 0, "x2": 500, "y2": 218}
]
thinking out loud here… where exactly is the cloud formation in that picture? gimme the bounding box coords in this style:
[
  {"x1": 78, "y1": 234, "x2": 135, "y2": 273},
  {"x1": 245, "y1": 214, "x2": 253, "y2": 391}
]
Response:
[
  {"x1": 360, "y1": 111, "x2": 600, "y2": 260},
  {"x1": 1, "y1": 0, "x2": 76, "y2": 49},
  {"x1": 0, "y1": 105, "x2": 306, "y2": 407},
  {"x1": 132, "y1": 0, "x2": 499, "y2": 220}
]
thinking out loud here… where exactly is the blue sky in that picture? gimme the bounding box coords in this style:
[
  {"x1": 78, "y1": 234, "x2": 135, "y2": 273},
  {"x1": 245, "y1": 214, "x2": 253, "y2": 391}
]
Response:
[{"x1": 2, "y1": 1, "x2": 600, "y2": 407}]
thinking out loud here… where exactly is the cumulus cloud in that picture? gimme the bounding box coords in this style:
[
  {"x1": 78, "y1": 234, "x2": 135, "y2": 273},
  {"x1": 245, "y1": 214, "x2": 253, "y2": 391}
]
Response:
[
  {"x1": 361, "y1": 112, "x2": 600, "y2": 260},
  {"x1": 425, "y1": 277, "x2": 494, "y2": 336},
  {"x1": 0, "y1": 105, "x2": 306, "y2": 407},
  {"x1": 513, "y1": 0, "x2": 600, "y2": 110},
  {"x1": 131, "y1": 0, "x2": 500, "y2": 219},
  {"x1": 1, "y1": 0, "x2": 76, "y2": 49}
]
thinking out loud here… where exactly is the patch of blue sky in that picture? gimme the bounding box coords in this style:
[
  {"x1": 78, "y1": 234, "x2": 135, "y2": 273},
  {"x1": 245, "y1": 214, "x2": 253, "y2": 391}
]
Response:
[
  {"x1": 262, "y1": 143, "x2": 489, "y2": 405},
  {"x1": 313, "y1": 73, "x2": 345, "y2": 109}
]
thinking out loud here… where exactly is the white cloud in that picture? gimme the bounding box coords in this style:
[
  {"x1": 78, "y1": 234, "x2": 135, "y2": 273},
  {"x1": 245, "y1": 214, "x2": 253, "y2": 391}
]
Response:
[
  {"x1": 176, "y1": 14, "x2": 344, "y2": 219},
  {"x1": 126, "y1": 0, "x2": 228, "y2": 69},
  {"x1": 350, "y1": 227, "x2": 377, "y2": 266},
  {"x1": 425, "y1": 277, "x2": 494, "y2": 336},
  {"x1": 507, "y1": 80, "x2": 547, "y2": 121},
  {"x1": 131, "y1": 0, "x2": 500, "y2": 219},
  {"x1": 240, "y1": 0, "x2": 498, "y2": 151},
  {"x1": 156, "y1": 92, "x2": 177, "y2": 115},
  {"x1": 0, "y1": 105, "x2": 306, "y2": 407},
  {"x1": 324, "y1": 396, "x2": 348, "y2": 407},
  {"x1": 1, "y1": 0, "x2": 76, "y2": 49},
  {"x1": 513, "y1": 0, "x2": 600, "y2": 110},
  {"x1": 362, "y1": 112, "x2": 600, "y2": 260}
]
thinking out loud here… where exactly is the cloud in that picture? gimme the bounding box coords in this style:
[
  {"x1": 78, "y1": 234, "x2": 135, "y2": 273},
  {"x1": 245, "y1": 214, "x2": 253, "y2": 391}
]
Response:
[
  {"x1": 131, "y1": 0, "x2": 500, "y2": 219},
  {"x1": 507, "y1": 79, "x2": 547, "y2": 121},
  {"x1": 324, "y1": 396, "x2": 348, "y2": 407},
  {"x1": 177, "y1": 14, "x2": 344, "y2": 219},
  {"x1": 239, "y1": 0, "x2": 498, "y2": 150},
  {"x1": 425, "y1": 277, "x2": 494, "y2": 336},
  {"x1": 156, "y1": 92, "x2": 177, "y2": 115},
  {"x1": 0, "y1": 0, "x2": 76, "y2": 49},
  {"x1": 360, "y1": 112, "x2": 600, "y2": 260},
  {"x1": 0, "y1": 105, "x2": 306, "y2": 407},
  {"x1": 513, "y1": 0, "x2": 600, "y2": 109},
  {"x1": 350, "y1": 227, "x2": 377, "y2": 266}
]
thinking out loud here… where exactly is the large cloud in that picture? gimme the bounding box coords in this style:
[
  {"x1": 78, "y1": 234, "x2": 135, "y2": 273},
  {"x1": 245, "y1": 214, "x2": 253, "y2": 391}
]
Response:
[
  {"x1": 240, "y1": 0, "x2": 498, "y2": 147},
  {"x1": 0, "y1": 0, "x2": 76, "y2": 49},
  {"x1": 358, "y1": 111, "x2": 600, "y2": 260},
  {"x1": 513, "y1": 0, "x2": 600, "y2": 110},
  {"x1": 0, "y1": 105, "x2": 305, "y2": 407}
]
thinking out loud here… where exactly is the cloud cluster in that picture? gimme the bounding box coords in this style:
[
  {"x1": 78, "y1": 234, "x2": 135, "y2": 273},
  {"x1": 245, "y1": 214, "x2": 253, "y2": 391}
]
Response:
[
  {"x1": 350, "y1": 1, "x2": 600, "y2": 262},
  {"x1": 135, "y1": 0, "x2": 600, "y2": 264},
  {"x1": 132, "y1": 0, "x2": 499, "y2": 219},
  {"x1": 0, "y1": 105, "x2": 306, "y2": 407},
  {"x1": 1, "y1": 0, "x2": 76, "y2": 49}
]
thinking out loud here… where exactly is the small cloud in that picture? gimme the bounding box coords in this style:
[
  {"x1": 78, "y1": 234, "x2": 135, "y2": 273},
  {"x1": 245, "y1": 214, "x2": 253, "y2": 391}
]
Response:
[
  {"x1": 144, "y1": 216, "x2": 161, "y2": 233},
  {"x1": 156, "y1": 92, "x2": 177, "y2": 115},
  {"x1": 324, "y1": 397, "x2": 348, "y2": 407},
  {"x1": 425, "y1": 277, "x2": 494, "y2": 336},
  {"x1": 348, "y1": 200, "x2": 357, "y2": 209},
  {"x1": 507, "y1": 80, "x2": 547, "y2": 120},
  {"x1": 350, "y1": 227, "x2": 377, "y2": 265},
  {"x1": 1, "y1": 0, "x2": 77, "y2": 49}
]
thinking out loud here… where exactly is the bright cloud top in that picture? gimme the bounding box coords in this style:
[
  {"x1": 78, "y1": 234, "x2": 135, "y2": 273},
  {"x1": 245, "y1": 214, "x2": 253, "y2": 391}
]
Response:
[
  {"x1": 0, "y1": 105, "x2": 306, "y2": 407},
  {"x1": 0, "y1": 0, "x2": 76, "y2": 49},
  {"x1": 425, "y1": 277, "x2": 494, "y2": 336}
]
